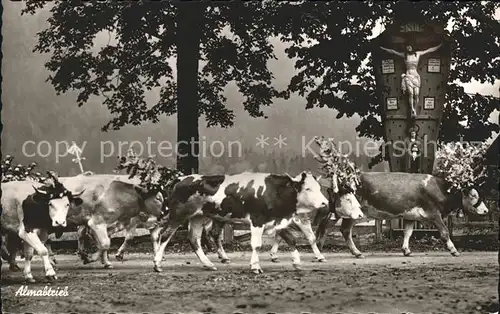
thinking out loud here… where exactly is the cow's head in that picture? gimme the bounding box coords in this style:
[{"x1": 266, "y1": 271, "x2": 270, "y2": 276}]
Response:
[
  {"x1": 334, "y1": 186, "x2": 364, "y2": 220},
  {"x1": 461, "y1": 187, "x2": 489, "y2": 215},
  {"x1": 134, "y1": 185, "x2": 166, "y2": 217},
  {"x1": 32, "y1": 185, "x2": 85, "y2": 228},
  {"x1": 293, "y1": 171, "x2": 329, "y2": 211},
  {"x1": 317, "y1": 176, "x2": 363, "y2": 220}
]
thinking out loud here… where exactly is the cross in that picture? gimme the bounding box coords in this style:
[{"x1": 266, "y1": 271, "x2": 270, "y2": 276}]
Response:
[{"x1": 67, "y1": 142, "x2": 86, "y2": 174}]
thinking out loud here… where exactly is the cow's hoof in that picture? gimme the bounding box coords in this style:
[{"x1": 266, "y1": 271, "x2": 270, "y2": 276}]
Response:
[
  {"x1": 153, "y1": 265, "x2": 163, "y2": 273},
  {"x1": 271, "y1": 258, "x2": 280, "y2": 263},
  {"x1": 293, "y1": 264, "x2": 303, "y2": 271},
  {"x1": 354, "y1": 253, "x2": 365, "y2": 259},
  {"x1": 451, "y1": 251, "x2": 460, "y2": 257},
  {"x1": 9, "y1": 264, "x2": 21, "y2": 272},
  {"x1": 82, "y1": 257, "x2": 93, "y2": 265},
  {"x1": 115, "y1": 254, "x2": 124, "y2": 261},
  {"x1": 220, "y1": 258, "x2": 231, "y2": 264},
  {"x1": 315, "y1": 257, "x2": 326, "y2": 263},
  {"x1": 402, "y1": 250, "x2": 412, "y2": 257},
  {"x1": 203, "y1": 265, "x2": 218, "y2": 271},
  {"x1": 251, "y1": 268, "x2": 263, "y2": 274},
  {"x1": 103, "y1": 264, "x2": 113, "y2": 269},
  {"x1": 45, "y1": 275, "x2": 57, "y2": 281},
  {"x1": 26, "y1": 278, "x2": 36, "y2": 284}
]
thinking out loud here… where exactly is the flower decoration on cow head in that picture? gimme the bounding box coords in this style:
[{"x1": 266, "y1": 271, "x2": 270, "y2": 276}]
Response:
[
  {"x1": 115, "y1": 149, "x2": 183, "y2": 192},
  {"x1": 313, "y1": 136, "x2": 361, "y2": 193},
  {"x1": 433, "y1": 141, "x2": 489, "y2": 193},
  {"x1": 34, "y1": 171, "x2": 75, "y2": 200}
]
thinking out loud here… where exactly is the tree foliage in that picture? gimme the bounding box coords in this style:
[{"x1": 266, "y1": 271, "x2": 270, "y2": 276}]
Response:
[
  {"x1": 1, "y1": 155, "x2": 46, "y2": 182},
  {"x1": 24, "y1": 1, "x2": 499, "y2": 170},
  {"x1": 23, "y1": 1, "x2": 280, "y2": 129}
]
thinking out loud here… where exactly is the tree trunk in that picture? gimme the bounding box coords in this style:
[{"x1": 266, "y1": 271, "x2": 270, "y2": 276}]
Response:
[{"x1": 175, "y1": 2, "x2": 205, "y2": 174}]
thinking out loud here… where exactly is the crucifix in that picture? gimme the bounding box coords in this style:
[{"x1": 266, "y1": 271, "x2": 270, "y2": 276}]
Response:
[{"x1": 380, "y1": 43, "x2": 442, "y2": 117}]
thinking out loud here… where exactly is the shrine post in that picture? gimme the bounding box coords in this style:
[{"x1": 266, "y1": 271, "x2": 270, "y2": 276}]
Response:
[{"x1": 371, "y1": 17, "x2": 452, "y2": 235}]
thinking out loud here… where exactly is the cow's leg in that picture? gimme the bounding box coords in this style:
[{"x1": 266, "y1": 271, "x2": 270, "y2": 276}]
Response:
[
  {"x1": 249, "y1": 224, "x2": 264, "y2": 274},
  {"x1": 18, "y1": 228, "x2": 57, "y2": 282},
  {"x1": 87, "y1": 218, "x2": 113, "y2": 269},
  {"x1": 340, "y1": 218, "x2": 364, "y2": 258},
  {"x1": 277, "y1": 228, "x2": 302, "y2": 270},
  {"x1": 46, "y1": 239, "x2": 57, "y2": 267},
  {"x1": 116, "y1": 216, "x2": 142, "y2": 261},
  {"x1": 77, "y1": 226, "x2": 92, "y2": 263},
  {"x1": 269, "y1": 233, "x2": 281, "y2": 263},
  {"x1": 4, "y1": 234, "x2": 21, "y2": 272},
  {"x1": 188, "y1": 217, "x2": 217, "y2": 270},
  {"x1": 316, "y1": 213, "x2": 334, "y2": 251},
  {"x1": 153, "y1": 223, "x2": 181, "y2": 272},
  {"x1": 22, "y1": 242, "x2": 36, "y2": 283},
  {"x1": 402, "y1": 219, "x2": 414, "y2": 256},
  {"x1": 294, "y1": 217, "x2": 326, "y2": 262},
  {"x1": 210, "y1": 221, "x2": 231, "y2": 264},
  {"x1": 116, "y1": 227, "x2": 135, "y2": 261},
  {"x1": 149, "y1": 225, "x2": 162, "y2": 257},
  {"x1": 432, "y1": 214, "x2": 459, "y2": 257}
]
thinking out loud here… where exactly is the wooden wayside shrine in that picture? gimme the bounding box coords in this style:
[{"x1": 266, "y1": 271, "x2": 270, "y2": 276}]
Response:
[{"x1": 371, "y1": 16, "x2": 453, "y2": 236}]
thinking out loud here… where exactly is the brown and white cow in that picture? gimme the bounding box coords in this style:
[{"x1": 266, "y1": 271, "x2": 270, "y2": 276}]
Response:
[
  {"x1": 1, "y1": 176, "x2": 84, "y2": 282},
  {"x1": 150, "y1": 171, "x2": 330, "y2": 274},
  {"x1": 56, "y1": 174, "x2": 167, "y2": 268},
  {"x1": 313, "y1": 172, "x2": 489, "y2": 258}
]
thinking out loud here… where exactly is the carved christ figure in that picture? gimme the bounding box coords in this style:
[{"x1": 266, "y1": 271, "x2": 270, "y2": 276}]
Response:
[{"x1": 380, "y1": 43, "x2": 442, "y2": 117}]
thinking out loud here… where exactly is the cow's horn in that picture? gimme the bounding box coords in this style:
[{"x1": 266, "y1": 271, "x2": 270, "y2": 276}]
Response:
[
  {"x1": 33, "y1": 186, "x2": 48, "y2": 195},
  {"x1": 72, "y1": 189, "x2": 85, "y2": 197}
]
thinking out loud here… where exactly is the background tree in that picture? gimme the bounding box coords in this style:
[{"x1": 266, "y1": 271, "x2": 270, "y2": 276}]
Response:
[
  {"x1": 23, "y1": 1, "x2": 281, "y2": 174},
  {"x1": 24, "y1": 1, "x2": 499, "y2": 172},
  {"x1": 271, "y1": 1, "x2": 499, "y2": 167}
]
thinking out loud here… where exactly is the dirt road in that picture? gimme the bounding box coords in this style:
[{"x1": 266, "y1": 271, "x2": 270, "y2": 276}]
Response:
[{"x1": 2, "y1": 251, "x2": 498, "y2": 314}]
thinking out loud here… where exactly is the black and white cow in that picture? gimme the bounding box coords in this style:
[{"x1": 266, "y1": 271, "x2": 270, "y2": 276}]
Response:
[
  {"x1": 314, "y1": 172, "x2": 490, "y2": 258},
  {"x1": 205, "y1": 177, "x2": 364, "y2": 264},
  {"x1": 152, "y1": 171, "x2": 329, "y2": 274},
  {"x1": 1, "y1": 176, "x2": 84, "y2": 282}
]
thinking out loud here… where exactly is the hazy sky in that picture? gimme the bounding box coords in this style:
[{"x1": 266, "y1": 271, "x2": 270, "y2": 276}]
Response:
[{"x1": 1, "y1": 1, "x2": 498, "y2": 174}]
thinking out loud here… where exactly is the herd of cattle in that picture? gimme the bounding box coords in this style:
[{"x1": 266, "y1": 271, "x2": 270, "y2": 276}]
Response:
[{"x1": 1, "y1": 168, "x2": 489, "y2": 282}]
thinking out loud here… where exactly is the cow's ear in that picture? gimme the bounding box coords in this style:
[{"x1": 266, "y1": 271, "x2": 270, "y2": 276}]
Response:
[
  {"x1": 134, "y1": 185, "x2": 149, "y2": 196},
  {"x1": 461, "y1": 186, "x2": 472, "y2": 196},
  {"x1": 289, "y1": 180, "x2": 302, "y2": 193},
  {"x1": 72, "y1": 197, "x2": 84, "y2": 207},
  {"x1": 32, "y1": 193, "x2": 46, "y2": 204},
  {"x1": 299, "y1": 171, "x2": 307, "y2": 183}
]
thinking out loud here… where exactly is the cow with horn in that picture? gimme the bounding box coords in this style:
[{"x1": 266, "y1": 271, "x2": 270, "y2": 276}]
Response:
[{"x1": 1, "y1": 171, "x2": 85, "y2": 282}]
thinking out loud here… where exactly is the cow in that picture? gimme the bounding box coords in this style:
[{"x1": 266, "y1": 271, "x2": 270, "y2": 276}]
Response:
[
  {"x1": 205, "y1": 177, "x2": 363, "y2": 264},
  {"x1": 150, "y1": 171, "x2": 331, "y2": 274},
  {"x1": 1, "y1": 173, "x2": 85, "y2": 282},
  {"x1": 311, "y1": 172, "x2": 490, "y2": 258},
  {"x1": 55, "y1": 174, "x2": 167, "y2": 269}
]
